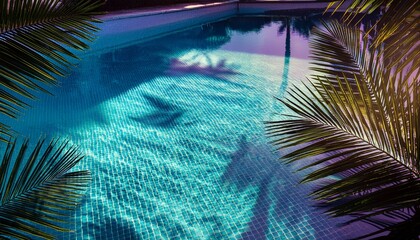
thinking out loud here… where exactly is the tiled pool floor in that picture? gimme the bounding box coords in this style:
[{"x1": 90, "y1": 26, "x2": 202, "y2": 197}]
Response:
[{"x1": 6, "y1": 16, "x2": 373, "y2": 239}]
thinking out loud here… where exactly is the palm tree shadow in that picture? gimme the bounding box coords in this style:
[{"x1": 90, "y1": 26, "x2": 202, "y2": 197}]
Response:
[
  {"x1": 240, "y1": 175, "x2": 274, "y2": 240},
  {"x1": 221, "y1": 136, "x2": 307, "y2": 239},
  {"x1": 129, "y1": 94, "x2": 184, "y2": 128},
  {"x1": 165, "y1": 56, "x2": 250, "y2": 89},
  {"x1": 221, "y1": 136, "x2": 354, "y2": 239}
]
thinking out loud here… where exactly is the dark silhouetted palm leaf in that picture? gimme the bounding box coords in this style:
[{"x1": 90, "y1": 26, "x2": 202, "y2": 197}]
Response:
[
  {"x1": 0, "y1": 138, "x2": 91, "y2": 239},
  {"x1": 0, "y1": 0, "x2": 102, "y2": 238},
  {"x1": 267, "y1": 75, "x2": 419, "y2": 239},
  {"x1": 0, "y1": 0, "x2": 103, "y2": 140},
  {"x1": 267, "y1": 3, "x2": 419, "y2": 239},
  {"x1": 326, "y1": 0, "x2": 419, "y2": 48}
]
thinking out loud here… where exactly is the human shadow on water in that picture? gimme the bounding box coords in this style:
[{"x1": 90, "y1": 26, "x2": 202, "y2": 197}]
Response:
[
  {"x1": 129, "y1": 94, "x2": 185, "y2": 128},
  {"x1": 240, "y1": 175, "x2": 274, "y2": 240},
  {"x1": 221, "y1": 136, "x2": 346, "y2": 239}
]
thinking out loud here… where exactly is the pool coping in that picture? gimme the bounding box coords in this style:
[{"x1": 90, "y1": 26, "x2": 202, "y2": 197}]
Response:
[
  {"x1": 100, "y1": 0, "x2": 349, "y2": 21},
  {"x1": 100, "y1": 0, "x2": 239, "y2": 21}
]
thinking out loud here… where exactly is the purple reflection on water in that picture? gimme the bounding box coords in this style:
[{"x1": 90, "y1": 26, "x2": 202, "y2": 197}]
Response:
[{"x1": 220, "y1": 23, "x2": 311, "y2": 59}]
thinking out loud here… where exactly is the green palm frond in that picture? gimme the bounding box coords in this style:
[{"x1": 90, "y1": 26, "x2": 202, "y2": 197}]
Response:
[
  {"x1": 267, "y1": 73, "x2": 419, "y2": 238},
  {"x1": 309, "y1": 21, "x2": 419, "y2": 156},
  {"x1": 326, "y1": 0, "x2": 419, "y2": 47},
  {"x1": 309, "y1": 20, "x2": 379, "y2": 104},
  {"x1": 0, "y1": 138, "x2": 91, "y2": 239},
  {"x1": 310, "y1": 20, "x2": 419, "y2": 106},
  {"x1": 267, "y1": 11, "x2": 419, "y2": 238},
  {"x1": 0, "y1": 0, "x2": 103, "y2": 139}
]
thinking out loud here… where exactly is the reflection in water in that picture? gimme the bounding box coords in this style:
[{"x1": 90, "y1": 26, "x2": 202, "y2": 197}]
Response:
[
  {"x1": 228, "y1": 17, "x2": 273, "y2": 33},
  {"x1": 289, "y1": 15, "x2": 320, "y2": 38},
  {"x1": 58, "y1": 16, "x2": 311, "y2": 113},
  {"x1": 273, "y1": 17, "x2": 292, "y2": 115},
  {"x1": 280, "y1": 18, "x2": 291, "y2": 94}
]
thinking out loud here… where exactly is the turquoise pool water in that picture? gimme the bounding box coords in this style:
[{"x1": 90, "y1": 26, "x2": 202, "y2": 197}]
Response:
[{"x1": 7, "y1": 16, "x2": 368, "y2": 239}]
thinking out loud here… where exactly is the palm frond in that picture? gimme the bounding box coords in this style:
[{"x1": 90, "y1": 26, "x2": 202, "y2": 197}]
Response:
[
  {"x1": 268, "y1": 1, "x2": 419, "y2": 238},
  {"x1": 266, "y1": 73, "x2": 419, "y2": 238},
  {"x1": 325, "y1": 0, "x2": 419, "y2": 46},
  {"x1": 0, "y1": 138, "x2": 91, "y2": 239},
  {"x1": 310, "y1": 20, "x2": 379, "y2": 104},
  {"x1": 0, "y1": 0, "x2": 103, "y2": 139},
  {"x1": 310, "y1": 19, "x2": 418, "y2": 164},
  {"x1": 310, "y1": 20, "x2": 419, "y2": 111}
]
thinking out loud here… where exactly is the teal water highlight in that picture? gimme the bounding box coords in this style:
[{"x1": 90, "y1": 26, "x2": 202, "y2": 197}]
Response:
[{"x1": 5, "y1": 16, "x2": 369, "y2": 239}]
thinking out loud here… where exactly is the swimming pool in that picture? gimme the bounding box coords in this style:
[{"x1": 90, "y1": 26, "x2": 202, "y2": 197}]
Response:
[{"x1": 8, "y1": 15, "x2": 370, "y2": 239}]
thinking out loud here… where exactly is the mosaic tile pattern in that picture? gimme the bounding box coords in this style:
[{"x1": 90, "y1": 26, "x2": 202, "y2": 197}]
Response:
[{"x1": 5, "y1": 16, "x2": 374, "y2": 239}]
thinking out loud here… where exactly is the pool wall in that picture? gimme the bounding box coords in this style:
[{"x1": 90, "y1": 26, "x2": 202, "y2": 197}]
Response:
[
  {"x1": 91, "y1": 0, "x2": 352, "y2": 53},
  {"x1": 92, "y1": 1, "x2": 238, "y2": 52},
  {"x1": 237, "y1": 1, "x2": 352, "y2": 14}
]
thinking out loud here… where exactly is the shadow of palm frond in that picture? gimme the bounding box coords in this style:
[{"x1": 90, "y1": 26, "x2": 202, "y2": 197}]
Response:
[
  {"x1": 165, "y1": 56, "x2": 249, "y2": 89},
  {"x1": 129, "y1": 94, "x2": 185, "y2": 128}
]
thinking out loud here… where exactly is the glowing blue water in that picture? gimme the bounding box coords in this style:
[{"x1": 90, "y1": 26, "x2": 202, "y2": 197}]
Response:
[{"x1": 7, "y1": 16, "x2": 368, "y2": 239}]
